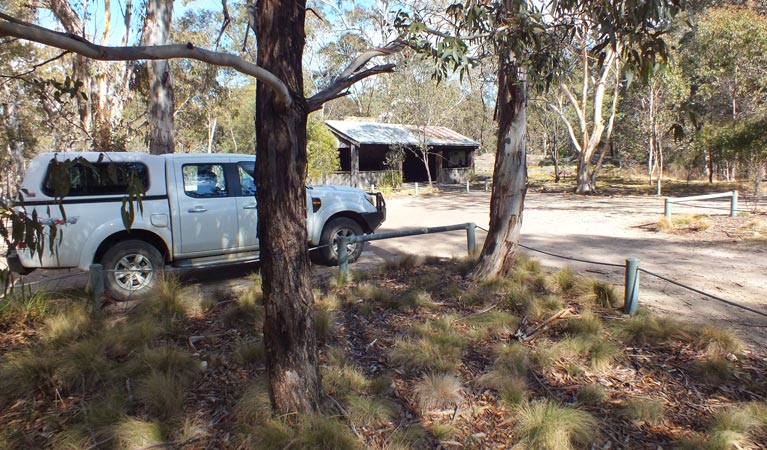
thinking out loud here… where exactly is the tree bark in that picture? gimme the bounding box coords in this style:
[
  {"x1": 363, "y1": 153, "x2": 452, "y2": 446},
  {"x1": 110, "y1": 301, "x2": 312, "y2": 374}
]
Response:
[
  {"x1": 255, "y1": 0, "x2": 321, "y2": 417},
  {"x1": 470, "y1": 56, "x2": 527, "y2": 279},
  {"x1": 143, "y1": 0, "x2": 174, "y2": 154}
]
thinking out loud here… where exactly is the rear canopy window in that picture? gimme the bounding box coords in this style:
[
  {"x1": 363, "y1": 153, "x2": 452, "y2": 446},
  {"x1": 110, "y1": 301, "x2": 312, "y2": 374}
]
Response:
[{"x1": 42, "y1": 161, "x2": 150, "y2": 197}]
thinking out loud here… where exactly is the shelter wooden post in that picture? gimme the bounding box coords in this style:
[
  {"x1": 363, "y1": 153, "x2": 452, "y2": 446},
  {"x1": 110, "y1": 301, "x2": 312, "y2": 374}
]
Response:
[
  {"x1": 351, "y1": 144, "x2": 360, "y2": 188},
  {"x1": 435, "y1": 148, "x2": 444, "y2": 184}
]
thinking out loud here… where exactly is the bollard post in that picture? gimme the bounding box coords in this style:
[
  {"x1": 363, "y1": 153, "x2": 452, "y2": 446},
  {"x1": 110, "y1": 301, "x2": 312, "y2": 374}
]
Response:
[
  {"x1": 415, "y1": 182, "x2": 419, "y2": 195},
  {"x1": 466, "y1": 223, "x2": 476, "y2": 255},
  {"x1": 484, "y1": 180, "x2": 489, "y2": 192},
  {"x1": 730, "y1": 190, "x2": 738, "y2": 218},
  {"x1": 623, "y1": 257, "x2": 640, "y2": 315},
  {"x1": 338, "y1": 236, "x2": 350, "y2": 280},
  {"x1": 88, "y1": 264, "x2": 104, "y2": 313},
  {"x1": 466, "y1": 179, "x2": 470, "y2": 193},
  {"x1": 664, "y1": 198, "x2": 671, "y2": 219}
]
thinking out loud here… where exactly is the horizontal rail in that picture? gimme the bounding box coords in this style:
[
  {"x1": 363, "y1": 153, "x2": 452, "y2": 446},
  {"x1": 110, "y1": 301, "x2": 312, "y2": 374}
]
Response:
[
  {"x1": 337, "y1": 223, "x2": 476, "y2": 277},
  {"x1": 666, "y1": 191, "x2": 737, "y2": 203},
  {"x1": 665, "y1": 190, "x2": 738, "y2": 219}
]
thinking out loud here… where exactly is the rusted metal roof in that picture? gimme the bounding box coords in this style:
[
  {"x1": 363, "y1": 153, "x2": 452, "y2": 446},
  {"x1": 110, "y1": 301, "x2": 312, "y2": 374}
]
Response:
[{"x1": 325, "y1": 120, "x2": 479, "y2": 148}]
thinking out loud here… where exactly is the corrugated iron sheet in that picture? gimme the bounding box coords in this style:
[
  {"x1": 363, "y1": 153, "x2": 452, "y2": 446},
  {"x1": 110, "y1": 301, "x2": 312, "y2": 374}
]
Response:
[{"x1": 325, "y1": 120, "x2": 479, "y2": 147}]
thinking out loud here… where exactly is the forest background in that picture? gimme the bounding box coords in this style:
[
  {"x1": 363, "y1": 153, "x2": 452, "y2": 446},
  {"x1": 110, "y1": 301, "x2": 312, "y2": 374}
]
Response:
[{"x1": 2, "y1": 0, "x2": 767, "y2": 198}]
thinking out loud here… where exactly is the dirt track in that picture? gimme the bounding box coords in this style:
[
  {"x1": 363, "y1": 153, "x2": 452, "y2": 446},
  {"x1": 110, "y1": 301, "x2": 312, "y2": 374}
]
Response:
[{"x1": 364, "y1": 190, "x2": 767, "y2": 347}]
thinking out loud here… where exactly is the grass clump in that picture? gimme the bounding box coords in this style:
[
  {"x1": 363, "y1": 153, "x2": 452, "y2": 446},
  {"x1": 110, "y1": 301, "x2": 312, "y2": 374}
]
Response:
[
  {"x1": 616, "y1": 308, "x2": 690, "y2": 345},
  {"x1": 511, "y1": 400, "x2": 598, "y2": 450},
  {"x1": 383, "y1": 254, "x2": 422, "y2": 272},
  {"x1": 623, "y1": 398, "x2": 665, "y2": 425},
  {"x1": 658, "y1": 214, "x2": 712, "y2": 233},
  {"x1": 0, "y1": 349, "x2": 59, "y2": 401},
  {"x1": 352, "y1": 283, "x2": 393, "y2": 305},
  {"x1": 233, "y1": 338, "x2": 265, "y2": 367},
  {"x1": 693, "y1": 357, "x2": 735, "y2": 384},
  {"x1": 477, "y1": 369, "x2": 528, "y2": 406},
  {"x1": 140, "y1": 345, "x2": 201, "y2": 384},
  {"x1": 429, "y1": 423, "x2": 460, "y2": 441},
  {"x1": 0, "y1": 287, "x2": 51, "y2": 328},
  {"x1": 464, "y1": 310, "x2": 519, "y2": 339},
  {"x1": 561, "y1": 309, "x2": 603, "y2": 337},
  {"x1": 221, "y1": 287, "x2": 263, "y2": 329},
  {"x1": 55, "y1": 337, "x2": 112, "y2": 392},
  {"x1": 314, "y1": 308, "x2": 335, "y2": 341},
  {"x1": 477, "y1": 343, "x2": 531, "y2": 406},
  {"x1": 576, "y1": 383, "x2": 606, "y2": 405},
  {"x1": 696, "y1": 326, "x2": 744, "y2": 357},
  {"x1": 137, "y1": 370, "x2": 186, "y2": 419},
  {"x1": 294, "y1": 414, "x2": 361, "y2": 450},
  {"x1": 413, "y1": 373, "x2": 464, "y2": 411},
  {"x1": 390, "y1": 337, "x2": 462, "y2": 373},
  {"x1": 551, "y1": 265, "x2": 577, "y2": 293},
  {"x1": 321, "y1": 362, "x2": 371, "y2": 399},
  {"x1": 676, "y1": 403, "x2": 767, "y2": 450},
  {"x1": 588, "y1": 340, "x2": 621, "y2": 371},
  {"x1": 574, "y1": 278, "x2": 620, "y2": 308},
  {"x1": 42, "y1": 302, "x2": 93, "y2": 344},
  {"x1": 395, "y1": 290, "x2": 436, "y2": 310},
  {"x1": 113, "y1": 418, "x2": 164, "y2": 450},
  {"x1": 234, "y1": 379, "x2": 271, "y2": 427},
  {"x1": 391, "y1": 319, "x2": 466, "y2": 373},
  {"x1": 345, "y1": 395, "x2": 396, "y2": 427},
  {"x1": 104, "y1": 318, "x2": 161, "y2": 359},
  {"x1": 82, "y1": 387, "x2": 128, "y2": 430}
]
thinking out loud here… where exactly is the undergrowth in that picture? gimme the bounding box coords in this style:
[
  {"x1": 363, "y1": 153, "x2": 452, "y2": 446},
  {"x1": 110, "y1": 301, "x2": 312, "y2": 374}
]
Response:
[{"x1": 1, "y1": 254, "x2": 764, "y2": 449}]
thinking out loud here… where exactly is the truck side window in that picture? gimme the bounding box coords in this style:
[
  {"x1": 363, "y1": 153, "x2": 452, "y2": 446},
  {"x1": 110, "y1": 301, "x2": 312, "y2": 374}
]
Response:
[
  {"x1": 183, "y1": 164, "x2": 228, "y2": 198},
  {"x1": 42, "y1": 161, "x2": 149, "y2": 197},
  {"x1": 237, "y1": 162, "x2": 256, "y2": 196}
]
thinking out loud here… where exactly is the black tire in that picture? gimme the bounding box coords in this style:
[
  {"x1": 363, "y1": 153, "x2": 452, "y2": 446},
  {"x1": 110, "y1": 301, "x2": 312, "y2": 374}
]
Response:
[
  {"x1": 101, "y1": 240, "x2": 164, "y2": 301},
  {"x1": 314, "y1": 217, "x2": 364, "y2": 266}
]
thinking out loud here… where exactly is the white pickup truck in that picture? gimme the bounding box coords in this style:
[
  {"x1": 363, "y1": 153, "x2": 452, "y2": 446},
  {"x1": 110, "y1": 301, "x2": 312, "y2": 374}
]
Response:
[{"x1": 8, "y1": 152, "x2": 386, "y2": 300}]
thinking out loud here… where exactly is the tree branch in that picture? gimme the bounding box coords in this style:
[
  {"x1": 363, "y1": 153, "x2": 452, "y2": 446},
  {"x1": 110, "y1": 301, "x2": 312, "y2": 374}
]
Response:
[
  {"x1": 337, "y1": 39, "x2": 404, "y2": 80},
  {"x1": 308, "y1": 63, "x2": 396, "y2": 112},
  {"x1": 0, "y1": 12, "x2": 292, "y2": 109}
]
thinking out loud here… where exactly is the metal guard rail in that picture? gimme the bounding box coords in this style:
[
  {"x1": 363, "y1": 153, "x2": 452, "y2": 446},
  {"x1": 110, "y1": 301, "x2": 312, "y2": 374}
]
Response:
[{"x1": 336, "y1": 223, "x2": 476, "y2": 277}]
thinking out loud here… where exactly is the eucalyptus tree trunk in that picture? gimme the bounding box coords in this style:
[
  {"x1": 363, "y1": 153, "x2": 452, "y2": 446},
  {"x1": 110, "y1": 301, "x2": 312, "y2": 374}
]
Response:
[
  {"x1": 143, "y1": 0, "x2": 174, "y2": 154},
  {"x1": 255, "y1": 0, "x2": 321, "y2": 416},
  {"x1": 470, "y1": 57, "x2": 527, "y2": 280},
  {"x1": 48, "y1": 0, "x2": 92, "y2": 141}
]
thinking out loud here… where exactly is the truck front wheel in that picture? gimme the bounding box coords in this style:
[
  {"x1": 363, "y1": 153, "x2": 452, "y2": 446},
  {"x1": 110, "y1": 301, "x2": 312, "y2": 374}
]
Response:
[
  {"x1": 314, "y1": 218, "x2": 364, "y2": 266},
  {"x1": 101, "y1": 240, "x2": 164, "y2": 301}
]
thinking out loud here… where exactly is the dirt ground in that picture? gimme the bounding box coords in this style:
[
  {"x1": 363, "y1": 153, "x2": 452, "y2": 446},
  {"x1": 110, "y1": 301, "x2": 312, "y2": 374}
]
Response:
[
  {"x1": 362, "y1": 189, "x2": 767, "y2": 348},
  {"x1": 5, "y1": 188, "x2": 767, "y2": 347}
]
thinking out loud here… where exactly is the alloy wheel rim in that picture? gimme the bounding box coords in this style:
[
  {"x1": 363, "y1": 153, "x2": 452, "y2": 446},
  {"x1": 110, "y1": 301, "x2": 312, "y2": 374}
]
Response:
[{"x1": 114, "y1": 254, "x2": 154, "y2": 291}]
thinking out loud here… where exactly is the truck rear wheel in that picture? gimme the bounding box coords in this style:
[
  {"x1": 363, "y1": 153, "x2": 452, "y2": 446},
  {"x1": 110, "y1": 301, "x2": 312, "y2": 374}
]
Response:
[
  {"x1": 101, "y1": 240, "x2": 164, "y2": 301},
  {"x1": 314, "y1": 217, "x2": 364, "y2": 266}
]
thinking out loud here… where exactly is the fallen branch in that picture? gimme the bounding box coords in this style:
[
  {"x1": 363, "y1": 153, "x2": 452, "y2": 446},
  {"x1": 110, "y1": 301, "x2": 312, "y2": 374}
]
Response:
[{"x1": 521, "y1": 307, "x2": 574, "y2": 342}]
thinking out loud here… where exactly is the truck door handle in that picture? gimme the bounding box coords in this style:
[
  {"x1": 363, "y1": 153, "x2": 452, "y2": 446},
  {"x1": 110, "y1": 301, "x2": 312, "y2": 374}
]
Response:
[
  {"x1": 243, "y1": 204, "x2": 258, "y2": 210},
  {"x1": 188, "y1": 206, "x2": 208, "y2": 213}
]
